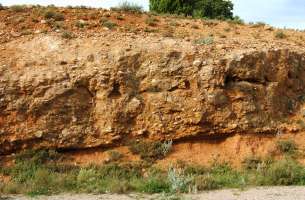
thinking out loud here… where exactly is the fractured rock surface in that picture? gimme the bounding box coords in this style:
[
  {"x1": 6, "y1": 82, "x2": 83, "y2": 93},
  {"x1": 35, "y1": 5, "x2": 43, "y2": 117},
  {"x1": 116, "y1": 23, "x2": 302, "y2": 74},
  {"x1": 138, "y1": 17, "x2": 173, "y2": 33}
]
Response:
[{"x1": 1, "y1": 33, "x2": 305, "y2": 154}]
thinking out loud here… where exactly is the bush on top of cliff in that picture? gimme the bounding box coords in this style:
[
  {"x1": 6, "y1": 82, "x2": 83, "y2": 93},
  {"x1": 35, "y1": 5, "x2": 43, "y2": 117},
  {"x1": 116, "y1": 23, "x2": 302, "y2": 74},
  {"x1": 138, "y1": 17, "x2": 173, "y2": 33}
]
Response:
[
  {"x1": 149, "y1": 0, "x2": 234, "y2": 19},
  {"x1": 111, "y1": 1, "x2": 143, "y2": 13}
]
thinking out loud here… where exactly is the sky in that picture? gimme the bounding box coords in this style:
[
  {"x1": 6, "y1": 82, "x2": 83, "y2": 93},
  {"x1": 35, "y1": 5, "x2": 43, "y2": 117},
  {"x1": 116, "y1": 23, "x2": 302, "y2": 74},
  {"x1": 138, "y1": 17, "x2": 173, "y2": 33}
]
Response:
[{"x1": 0, "y1": 0, "x2": 304, "y2": 30}]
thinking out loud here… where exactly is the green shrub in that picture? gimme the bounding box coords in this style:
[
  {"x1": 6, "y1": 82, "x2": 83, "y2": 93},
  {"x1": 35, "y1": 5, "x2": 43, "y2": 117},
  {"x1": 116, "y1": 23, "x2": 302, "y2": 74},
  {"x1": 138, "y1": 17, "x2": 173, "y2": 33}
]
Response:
[
  {"x1": 9, "y1": 150, "x2": 59, "y2": 185},
  {"x1": 10, "y1": 5, "x2": 26, "y2": 12},
  {"x1": 169, "y1": 21, "x2": 180, "y2": 27},
  {"x1": 243, "y1": 156, "x2": 262, "y2": 170},
  {"x1": 102, "y1": 20, "x2": 117, "y2": 30},
  {"x1": 62, "y1": 31, "x2": 74, "y2": 39},
  {"x1": 112, "y1": 1, "x2": 143, "y2": 13},
  {"x1": 116, "y1": 15, "x2": 125, "y2": 20},
  {"x1": 139, "y1": 178, "x2": 170, "y2": 193},
  {"x1": 44, "y1": 10, "x2": 65, "y2": 21},
  {"x1": 194, "y1": 36, "x2": 214, "y2": 45},
  {"x1": 129, "y1": 140, "x2": 173, "y2": 162},
  {"x1": 194, "y1": 175, "x2": 220, "y2": 190},
  {"x1": 276, "y1": 140, "x2": 297, "y2": 154},
  {"x1": 27, "y1": 168, "x2": 56, "y2": 196},
  {"x1": 1, "y1": 182, "x2": 20, "y2": 194},
  {"x1": 75, "y1": 20, "x2": 87, "y2": 28},
  {"x1": 107, "y1": 150, "x2": 124, "y2": 162},
  {"x1": 76, "y1": 168, "x2": 99, "y2": 192},
  {"x1": 15, "y1": 149, "x2": 60, "y2": 165},
  {"x1": 251, "y1": 21, "x2": 266, "y2": 28},
  {"x1": 144, "y1": 27, "x2": 158, "y2": 33},
  {"x1": 98, "y1": 163, "x2": 142, "y2": 180},
  {"x1": 105, "y1": 179, "x2": 132, "y2": 194},
  {"x1": 145, "y1": 17, "x2": 159, "y2": 26},
  {"x1": 149, "y1": 0, "x2": 234, "y2": 19},
  {"x1": 209, "y1": 163, "x2": 247, "y2": 188},
  {"x1": 167, "y1": 167, "x2": 192, "y2": 193},
  {"x1": 275, "y1": 31, "x2": 286, "y2": 39},
  {"x1": 257, "y1": 158, "x2": 305, "y2": 185},
  {"x1": 227, "y1": 16, "x2": 244, "y2": 25},
  {"x1": 183, "y1": 164, "x2": 207, "y2": 176},
  {"x1": 2, "y1": 149, "x2": 305, "y2": 195},
  {"x1": 45, "y1": 11, "x2": 55, "y2": 19}
]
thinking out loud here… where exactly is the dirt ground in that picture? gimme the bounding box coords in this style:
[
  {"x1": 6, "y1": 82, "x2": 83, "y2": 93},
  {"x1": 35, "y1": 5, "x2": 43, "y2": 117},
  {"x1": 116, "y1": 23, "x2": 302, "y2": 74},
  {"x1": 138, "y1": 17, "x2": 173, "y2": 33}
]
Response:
[{"x1": 3, "y1": 187, "x2": 305, "y2": 200}]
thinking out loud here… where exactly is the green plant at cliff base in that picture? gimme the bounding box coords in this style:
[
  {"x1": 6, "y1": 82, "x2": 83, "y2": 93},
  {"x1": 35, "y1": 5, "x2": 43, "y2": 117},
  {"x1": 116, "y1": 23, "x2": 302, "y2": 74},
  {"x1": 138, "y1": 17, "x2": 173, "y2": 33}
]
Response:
[{"x1": 1, "y1": 149, "x2": 305, "y2": 196}]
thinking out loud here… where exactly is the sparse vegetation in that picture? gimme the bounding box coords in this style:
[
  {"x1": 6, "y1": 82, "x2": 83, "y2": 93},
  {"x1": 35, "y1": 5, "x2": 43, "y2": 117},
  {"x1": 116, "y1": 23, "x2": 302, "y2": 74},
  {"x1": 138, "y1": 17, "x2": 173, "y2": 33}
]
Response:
[
  {"x1": 129, "y1": 140, "x2": 173, "y2": 162},
  {"x1": 297, "y1": 119, "x2": 305, "y2": 129},
  {"x1": 275, "y1": 31, "x2": 286, "y2": 39},
  {"x1": 276, "y1": 140, "x2": 297, "y2": 155},
  {"x1": 162, "y1": 28, "x2": 174, "y2": 37},
  {"x1": 102, "y1": 20, "x2": 117, "y2": 30},
  {"x1": 145, "y1": 17, "x2": 159, "y2": 26},
  {"x1": 44, "y1": 10, "x2": 65, "y2": 21},
  {"x1": 1, "y1": 149, "x2": 305, "y2": 196},
  {"x1": 0, "y1": 3, "x2": 4, "y2": 10},
  {"x1": 169, "y1": 21, "x2": 179, "y2": 27},
  {"x1": 61, "y1": 31, "x2": 74, "y2": 39},
  {"x1": 224, "y1": 27, "x2": 231, "y2": 32},
  {"x1": 191, "y1": 24, "x2": 200, "y2": 29},
  {"x1": 116, "y1": 15, "x2": 125, "y2": 21},
  {"x1": 10, "y1": 5, "x2": 26, "y2": 12},
  {"x1": 167, "y1": 167, "x2": 193, "y2": 193},
  {"x1": 243, "y1": 156, "x2": 263, "y2": 170},
  {"x1": 194, "y1": 36, "x2": 214, "y2": 45},
  {"x1": 111, "y1": 1, "x2": 143, "y2": 13},
  {"x1": 251, "y1": 21, "x2": 266, "y2": 28},
  {"x1": 227, "y1": 16, "x2": 244, "y2": 25},
  {"x1": 75, "y1": 20, "x2": 88, "y2": 28},
  {"x1": 256, "y1": 158, "x2": 305, "y2": 186},
  {"x1": 194, "y1": 175, "x2": 220, "y2": 190},
  {"x1": 144, "y1": 27, "x2": 158, "y2": 33},
  {"x1": 107, "y1": 150, "x2": 124, "y2": 162}
]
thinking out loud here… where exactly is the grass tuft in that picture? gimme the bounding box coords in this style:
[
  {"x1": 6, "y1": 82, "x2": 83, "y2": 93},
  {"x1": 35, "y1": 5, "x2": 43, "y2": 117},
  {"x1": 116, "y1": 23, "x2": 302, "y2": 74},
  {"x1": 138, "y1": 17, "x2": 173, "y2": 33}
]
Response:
[{"x1": 276, "y1": 140, "x2": 297, "y2": 155}]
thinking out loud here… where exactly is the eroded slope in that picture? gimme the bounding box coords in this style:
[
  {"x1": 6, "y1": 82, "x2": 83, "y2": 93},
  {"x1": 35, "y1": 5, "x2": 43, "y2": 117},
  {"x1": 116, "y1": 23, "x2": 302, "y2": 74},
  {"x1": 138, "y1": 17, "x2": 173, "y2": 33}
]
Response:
[{"x1": 1, "y1": 30, "x2": 305, "y2": 154}]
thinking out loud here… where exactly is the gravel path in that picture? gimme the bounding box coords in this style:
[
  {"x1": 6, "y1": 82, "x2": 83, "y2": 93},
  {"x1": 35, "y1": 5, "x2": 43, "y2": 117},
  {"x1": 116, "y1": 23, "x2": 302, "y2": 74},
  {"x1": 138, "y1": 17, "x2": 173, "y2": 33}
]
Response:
[{"x1": 2, "y1": 187, "x2": 305, "y2": 200}]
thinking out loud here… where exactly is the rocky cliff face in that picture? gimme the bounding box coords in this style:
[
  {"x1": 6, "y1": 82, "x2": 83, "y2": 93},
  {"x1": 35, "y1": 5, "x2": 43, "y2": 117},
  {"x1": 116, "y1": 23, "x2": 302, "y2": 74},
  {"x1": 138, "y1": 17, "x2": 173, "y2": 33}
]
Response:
[{"x1": 1, "y1": 31, "x2": 305, "y2": 155}]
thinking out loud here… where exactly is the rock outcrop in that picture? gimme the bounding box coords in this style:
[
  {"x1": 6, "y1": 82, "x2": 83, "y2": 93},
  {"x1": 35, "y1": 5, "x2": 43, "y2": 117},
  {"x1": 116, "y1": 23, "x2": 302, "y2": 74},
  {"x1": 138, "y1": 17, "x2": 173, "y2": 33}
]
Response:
[{"x1": 1, "y1": 31, "x2": 305, "y2": 155}]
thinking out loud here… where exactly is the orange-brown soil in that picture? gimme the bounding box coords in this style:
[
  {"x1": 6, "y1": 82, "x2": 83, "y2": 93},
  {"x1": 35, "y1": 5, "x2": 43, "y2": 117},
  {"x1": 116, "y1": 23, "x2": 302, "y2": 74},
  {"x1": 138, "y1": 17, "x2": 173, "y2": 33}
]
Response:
[{"x1": 1, "y1": 6, "x2": 305, "y2": 167}]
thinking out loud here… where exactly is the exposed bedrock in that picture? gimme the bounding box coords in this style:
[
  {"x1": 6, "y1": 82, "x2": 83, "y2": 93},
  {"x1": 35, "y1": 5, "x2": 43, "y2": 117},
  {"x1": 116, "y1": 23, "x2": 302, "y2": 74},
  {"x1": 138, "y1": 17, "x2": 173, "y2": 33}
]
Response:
[{"x1": 1, "y1": 35, "x2": 305, "y2": 154}]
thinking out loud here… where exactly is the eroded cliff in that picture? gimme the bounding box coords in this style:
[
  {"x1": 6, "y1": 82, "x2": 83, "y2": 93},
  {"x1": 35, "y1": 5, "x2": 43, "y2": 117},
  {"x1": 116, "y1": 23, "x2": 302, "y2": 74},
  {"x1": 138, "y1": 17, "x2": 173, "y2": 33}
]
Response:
[
  {"x1": 1, "y1": 33, "x2": 305, "y2": 155},
  {"x1": 1, "y1": 6, "x2": 305, "y2": 156}
]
